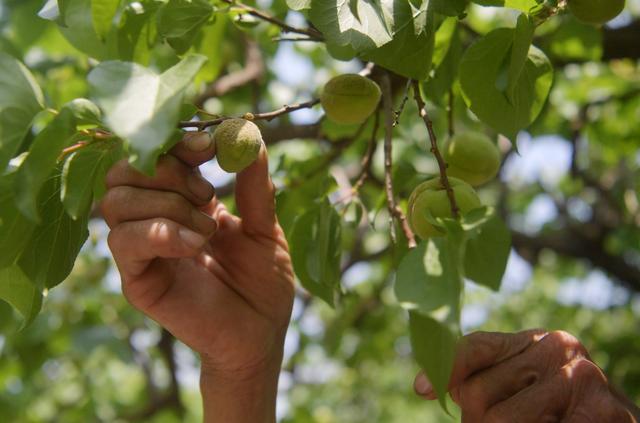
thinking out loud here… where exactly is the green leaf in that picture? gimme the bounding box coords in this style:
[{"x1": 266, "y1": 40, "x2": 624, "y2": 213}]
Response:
[
  {"x1": 58, "y1": 0, "x2": 111, "y2": 59},
  {"x1": 432, "y1": 18, "x2": 458, "y2": 68},
  {"x1": 287, "y1": 0, "x2": 311, "y2": 11},
  {"x1": 0, "y1": 265, "x2": 42, "y2": 324},
  {"x1": 309, "y1": 0, "x2": 393, "y2": 52},
  {"x1": 361, "y1": 0, "x2": 436, "y2": 80},
  {"x1": 409, "y1": 311, "x2": 458, "y2": 412},
  {"x1": 195, "y1": 15, "x2": 228, "y2": 83},
  {"x1": 116, "y1": 1, "x2": 161, "y2": 64},
  {"x1": 471, "y1": 0, "x2": 538, "y2": 12},
  {"x1": 157, "y1": 0, "x2": 214, "y2": 55},
  {"x1": 462, "y1": 208, "x2": 511, "y2": 291},
  {"x1": 88, "y1": 55, "x2": 207, "y2": 174},
  {"x1": 290, "y1": 199, "x2": 342, "y2": 307},
  {"x1": 61, "y1": 140, "x2": 123, "y2": 219},
  {"x1": 276, "y1": 172, "x2": 337, "y2": 236},
  {"x1": 13, "y1": 108, "x2": 77, "y2": 222},
  {"x1": 18, "y1": 171, "x2": 90, "y2": 290},
  {"x1": 432, "y1": 0, "x2": 468, "y2": 16},
  {"x1": 0, "y1": 174, "x2": 36, "y2": 269},
  {"x1": 459, "y1": 26, "x2": 553, "y2": 140},
  {"x1": 422, "y1": 23, "x2": 462, "y2": 102},
  {"x1": 396, "y1": 230, "x2": 466, "y2": 412},
  {"x1": 65, "y1": 98, "x2": 102, "y2": 125},
  {"x1": 506, "y1": 14, "x2": 535, "y2": 103},
  {"x1": 92, "y1": 0, "x2": 121, "y2": 41},
  {"x1": 394, "y1": 238, "x2": 464, "y2": 318},
  {"x1": 0, "y1": 52, "x2": 45, "y2": 172}
]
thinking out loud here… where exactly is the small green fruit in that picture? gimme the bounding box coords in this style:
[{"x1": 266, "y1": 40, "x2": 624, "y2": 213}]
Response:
[
  {"x1": 320, "y1": 74, "x2": 381, "y2": 125},
  {"x1": 213, "y1": 118, "x2": 262, "y2": 173},
  {"x1": 568, "y1": 0, "x2": 625, "y2": 24},
  {"x1": 442, "y1": 132, "x2": 501, "y2": 187},
  {"x1": 407, "y1": 177, "x2": 481, "y2": 239}
]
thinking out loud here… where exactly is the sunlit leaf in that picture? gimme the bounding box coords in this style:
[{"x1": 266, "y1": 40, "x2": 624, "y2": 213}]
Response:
[
  {"x1": 88, "y1": 55, "x2": 207, "y2": 173},
  {"x1": 0, "y1": 52, "x2": 45, "y2": 172}
]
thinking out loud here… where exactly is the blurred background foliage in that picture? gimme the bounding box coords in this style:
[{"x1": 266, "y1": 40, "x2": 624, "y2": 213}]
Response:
[{"x1": 0, "y1": 0, "x2": 639, "y2": 421}]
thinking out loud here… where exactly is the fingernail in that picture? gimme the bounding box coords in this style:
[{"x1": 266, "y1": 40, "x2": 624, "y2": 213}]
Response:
[
  {"x1": 184, "y1": 132, "x2": 213, "y2": 152},
  {"x1": 191, "y1": 209, "x2": 218, "y2": 235},
  {"x1": 179, "y1": 227, "x2": 207, "y2": 249},
  {"x1": 187, "y1": 172, "x2": 214, "y2": 202},
  {"x1": 415, "y1": 373, "x2": 433, "y2": 396}
]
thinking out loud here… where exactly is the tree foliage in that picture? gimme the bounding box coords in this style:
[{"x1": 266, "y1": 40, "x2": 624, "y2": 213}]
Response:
[{"x1": 0, "y1": 0, "x2": 639, "y2": 420}]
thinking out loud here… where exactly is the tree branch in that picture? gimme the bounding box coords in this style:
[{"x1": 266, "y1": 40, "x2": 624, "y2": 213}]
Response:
[
  {"x1": 179, "y1": 99, "x2": 320, "y2": 130},
  {"x1": 382, "y1": 73, "x2": 416, "y2": 248},
  {"x1": 221, "y1": 0, "x2": 323, "y2": 40},
  {"x1": 412, "y1": 80, "x2": 459, "y2": 218},
  {"x1": 511, "y1": 229, "x2": 640, "y2": 293}
]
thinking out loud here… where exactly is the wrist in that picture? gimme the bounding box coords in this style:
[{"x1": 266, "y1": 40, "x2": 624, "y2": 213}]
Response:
[{"x1": 199, "y1": 350, "x2": 283, "y2": 423}]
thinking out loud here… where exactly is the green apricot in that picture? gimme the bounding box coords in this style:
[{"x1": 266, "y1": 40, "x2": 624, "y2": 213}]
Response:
[
  {"x1": 213, "y1": 118, "x2": 262, "y2": 173},
  {"x1": 568, "y1": 0, "x2": 625, "y2": 24},
  {"x1": 320, "y1": 74, "x2": 381, "y2": 125},
  {"x1": 442, "y1": 132, "x2": 501, "y2": 187},
  {"x1": 407, "y1": 177, "x2": 481, "y2": 239}
]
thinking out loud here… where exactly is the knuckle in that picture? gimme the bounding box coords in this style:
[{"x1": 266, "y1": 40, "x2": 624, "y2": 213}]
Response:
[
  {"x1": 565, "y1": 357, "x2": 607, "y2": 387},
  {"x1": 100, "y1": 187, "x2": 130, "y2": 224},
  {"x1": 544, "y1": 331, "x2": 588, "y2": 360},
  {"x1": 464, "y1": 331, "x2": 504, "y2": 360},
  {"x1": 147, "y1": 218, "x2": 175, "y2": 247}
]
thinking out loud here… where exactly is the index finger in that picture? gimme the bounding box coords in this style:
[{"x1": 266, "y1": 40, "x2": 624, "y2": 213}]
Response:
[
  {"x1": 169, "y1": 131, "x2": 216, "y2": 167},
  {"x1": 235, "y1": 144, "x2": 278, "y2": 238},
  {"x1": 449, "y1": 329, "x2": 548, "y2": 389}
]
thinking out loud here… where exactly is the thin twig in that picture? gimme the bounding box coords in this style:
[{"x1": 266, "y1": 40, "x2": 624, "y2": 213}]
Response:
[
  {"x1": 448, "y1": 89, "x2": 455, "y2": 137},
  {"x1": 412, "y1": 80, "x2": 459, "y2": 218},
  {"x1": 334, "y1": 111, "x2": 380, "y2": 205},
  {"x1": 179, "y1": 99, "x2": 321, "y2": 130},
  {"x1": 381, "y1": 74, "x2": 417, "y2": 248},
  {"x1": 353, "y1": 111, "x2": 380, "y2": 193},
  {"x1": 393, "y1": 79, "x2": 412, "y2": 127},
  {"x1": 222, "y1": 0, "x2": 323, "y2": 40},
  {"x1": 272, "y1": 36, "x2": 323, "y2": 43}
]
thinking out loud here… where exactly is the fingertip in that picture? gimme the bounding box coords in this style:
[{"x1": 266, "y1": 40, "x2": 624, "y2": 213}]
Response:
[
  {"x1": 414, "y1": 372, "x2": 434, "y2": 398},
  {"x1": 171, "y1": 131, "x2": 216, "y2": 166}
]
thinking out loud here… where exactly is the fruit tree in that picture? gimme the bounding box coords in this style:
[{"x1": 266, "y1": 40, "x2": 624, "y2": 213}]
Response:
[{"x1": 0, "y1": 0, "x2": 639, "y2": 420}]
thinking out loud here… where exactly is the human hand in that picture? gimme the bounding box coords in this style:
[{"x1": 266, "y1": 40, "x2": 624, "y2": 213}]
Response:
[
  {"x1": 101, "y1": 132, "x2": 294, "y2": 421},
  {"x1": 414, "y1": 330, "x2": 639, "y2": 422}
]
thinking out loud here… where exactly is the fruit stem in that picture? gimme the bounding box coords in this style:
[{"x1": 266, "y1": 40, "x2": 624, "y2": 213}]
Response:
[
  {"x1": 382, "y1": 74, "x2": 417, "y2": 248},
  {"x1": 411, "y1": 80, "x2": 460, "y2": 219}
]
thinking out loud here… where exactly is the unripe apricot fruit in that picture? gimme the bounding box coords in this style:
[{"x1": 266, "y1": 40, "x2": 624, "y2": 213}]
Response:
[
  {"x1": 407, "y1": 177, "x2": 481, "y2": 239},
  {"x1": 568, "y1": 0, "x2": 625, "y2": 24},
  {"x1": 320, "y1": 74, "x2": 381, "y2": 125},
  {"x1": 213, "y1": 118, "x2": 262, "y2": 173},
  {"x1": 442, "y1": 132, "x2": 501, "y2": 187}
]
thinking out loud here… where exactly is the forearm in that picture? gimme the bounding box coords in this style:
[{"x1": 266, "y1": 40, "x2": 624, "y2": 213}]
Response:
[{"x1": 200, "y1": 360, "x2": 281, "y2": 423}]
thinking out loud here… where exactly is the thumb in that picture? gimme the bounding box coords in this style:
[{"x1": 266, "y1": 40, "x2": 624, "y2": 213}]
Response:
[{"x1": 235, "y1": 143, "x2": 278, "y2": 237}]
